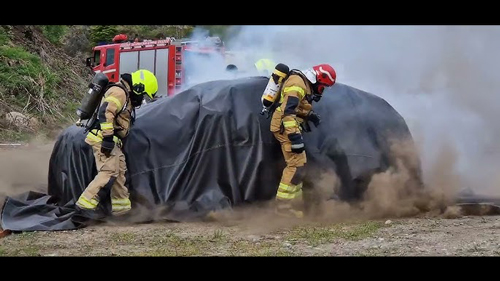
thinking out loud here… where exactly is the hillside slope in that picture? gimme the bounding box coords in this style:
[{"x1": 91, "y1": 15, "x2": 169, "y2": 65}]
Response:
[{"x1": 0, "y1": 25, "x2": 92, "y2": 142}]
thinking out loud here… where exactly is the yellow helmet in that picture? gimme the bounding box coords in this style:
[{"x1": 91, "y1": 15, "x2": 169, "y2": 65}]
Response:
[
  {"x1": 131, "y1": 69, "x2": 158, "y2": 99},
  {"x1": 254, "y1": 58, "x2": 276, "y2": 76}
]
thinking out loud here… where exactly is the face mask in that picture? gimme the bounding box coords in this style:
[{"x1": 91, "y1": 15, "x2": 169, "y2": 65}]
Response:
[
  {"x1": 130, "y1": 93, "x2": 144, "y2": 107},
  {"x1": 307, "y1": 91, "x2": 322, "y2": 104},
  {"x1": 310, "y1": 82, "x2": 327, "y2": 102},
  {"x1": 312, "y1": 94, "x2": 322, "y2": 102},
  {"x1": 306, "y1": 93, "x2": 321, "y2": 103},
  {"x1": 313, "y1": 82, "x2": 327, "y2": 95}
]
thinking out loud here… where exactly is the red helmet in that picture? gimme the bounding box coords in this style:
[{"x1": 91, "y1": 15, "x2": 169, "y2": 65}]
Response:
[
  {"x1": 313, "y1": 64, "x2": 336, "y2": 87},
  {"x1": 302, "y1": 64, "x2": 337, "y2": 95}
]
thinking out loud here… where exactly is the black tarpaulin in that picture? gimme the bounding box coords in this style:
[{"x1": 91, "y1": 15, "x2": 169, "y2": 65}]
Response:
[
  {"x1": 1, "y1": 76, "x2": 421, "y2": 231},
  {"x1": 1, "y1": 191, "x2": 83, "y2": 231}
]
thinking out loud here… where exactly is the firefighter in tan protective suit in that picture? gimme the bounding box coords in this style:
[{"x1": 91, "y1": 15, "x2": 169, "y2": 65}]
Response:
[
  {"x1": 270, "y1": 64, "x2": 337, "y2": 218},
  {"x1": 76, "y1": 69, "x2": 158, "y2": 216}
]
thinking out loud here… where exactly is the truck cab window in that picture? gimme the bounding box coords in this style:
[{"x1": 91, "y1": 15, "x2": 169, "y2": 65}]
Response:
[
  {"x1": 93, "y1": 50, "x2": 101, "y2": 66},
  {"x1": 105, "y1": 49, "x2": 115, "y2": 66}
]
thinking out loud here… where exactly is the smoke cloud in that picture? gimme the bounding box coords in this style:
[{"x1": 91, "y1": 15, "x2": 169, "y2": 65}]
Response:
[{"x1": 189, "y1": 25, "x2": 500, "y2": 198}]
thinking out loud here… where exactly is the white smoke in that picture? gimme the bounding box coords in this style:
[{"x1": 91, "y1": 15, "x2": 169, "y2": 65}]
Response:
[
  {"x1": 188, "y1": 25, "x2": 500, "y2": 196},
  {"x1": 177, "y1": 28, "x2": 235, "y2": 91}
]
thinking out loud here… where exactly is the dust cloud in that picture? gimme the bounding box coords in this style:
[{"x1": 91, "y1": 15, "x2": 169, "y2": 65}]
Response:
[
  {"x1": 106, "y1": 26, "x2": 500, "y2": 230},
  {"x1": 0, "y1": 136, "x2": 54, "y2": 210},
  {"x1": 5, "y1": 26, "x2": 499, "y2": 232},
  {"x1": 179, "y1": 25, "x2": 500, "y2": 225},
  {"x1": 224, "y1": 25, "x2": 500, "y2": 195},
  {"x1": 195, "y1": 137, "x2": 465, "y2": 233}
]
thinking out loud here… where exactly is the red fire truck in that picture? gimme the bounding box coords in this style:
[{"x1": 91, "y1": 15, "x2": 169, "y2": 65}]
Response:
[{"x1": 85, "y1": 36, "x2": 226, "y2": 97}]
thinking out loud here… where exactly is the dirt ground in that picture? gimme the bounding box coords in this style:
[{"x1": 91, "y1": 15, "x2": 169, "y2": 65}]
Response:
[{"x1": 1, "y1": 141, "x2": 500, "y2": 256}]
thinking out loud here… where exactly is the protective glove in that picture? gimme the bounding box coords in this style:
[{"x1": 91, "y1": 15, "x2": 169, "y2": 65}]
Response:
[
  {"x1": 101, "y1": 136, "x2": 114, "y2": 157},
  {"x1": 288, "y1": 133, "x2": 305, "y2": 154},
  {"x1": 307, "y1": 111, "x2": 321, "y2": 127}
]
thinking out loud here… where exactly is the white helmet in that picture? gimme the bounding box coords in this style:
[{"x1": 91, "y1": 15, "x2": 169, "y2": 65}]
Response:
[{"x1": 301, "y1": 68, "x2": 317, "y2": 84}]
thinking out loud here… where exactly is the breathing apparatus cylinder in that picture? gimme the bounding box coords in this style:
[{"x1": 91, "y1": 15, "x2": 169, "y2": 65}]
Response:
[
  {"x1": 76, "y1": 72, "x2": 109, "y2": 126},
  {"x1": 260, "y1": 63, "x2": 289, "y2": 116}
]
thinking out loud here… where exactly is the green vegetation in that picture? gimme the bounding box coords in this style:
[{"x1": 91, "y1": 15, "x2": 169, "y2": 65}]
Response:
[
  {"x1": 0, "y1": 232, "x2": 41, "y2": 256},
  {"x1": 0, "y1": 26, "x2": 83, "y2": 142},
  {"x1": 41, "y1": 25, "x2": 68, "y2": 45},
  {"x1": 87, "y1": 25, "x2": 236, "y2": 46},
  {"x1": 0, "y1": 25, "x2": 236, "y2": 143},
  {"x1": 285, "y1": 221, "x2": 383, "y2": 247},
  {"x1": 0, "y1": 45, "x2": 60, "y2": 104},
  {"x1": 89, "y1": 25, "x2": 197, "y2": 46},
  {"x1": 115, "y1": 25, "x2": 195, "y2": 41},
  {"x1": 0, "y1": 130, "x2": 32, "y2": 142},
  {"x1": 0, "y1": 28, "x2": 9, "y2": 45},
  {"x1": 89, "y1": 25, "x2": 119, "y2": 45}
]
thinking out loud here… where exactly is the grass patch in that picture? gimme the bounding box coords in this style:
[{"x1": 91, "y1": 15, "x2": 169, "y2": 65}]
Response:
[
  {"x1": 338, "y1": 221, "x2": 384, "y2": 240},
  {"x1": 110, "y1": 232, "x2": 137, "y2": 244},
  {"x1": 211, "y1": 229, "x2": 225, "y2": 241},
  {"x1": 0, "y1": 29, "x2": 9, "y2": 45},
  {"x1": 18, "y1": 245, "x2": 41, "y2": 256},
  {"x1": 286, "y1": 221, "x2": 384, "y2": 247},
  {"x1": 0, "y1": 232, "x2": 42, "y2": 256},
  {"x1": 0, "y1": 46, "x2": 60, "y2": 104},
  {"x1": 146, "y1": 232, "x2": 218, "y2": 256},
  {"x1": 0, "y1": 221, "x2": 385, "y2": 256},
  {"x1": 0, "y1": 129, "x2": 33, "y2": 142},
  {"x1": 62, "y1": 101, "x2": 80, "y2": 120},
  {"x1": 132, "y1": 228, "x2": 291, "y2": 256}
]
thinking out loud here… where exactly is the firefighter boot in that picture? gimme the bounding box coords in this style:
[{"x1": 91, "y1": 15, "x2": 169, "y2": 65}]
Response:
[
  {"x1": 76, "y1": 194, "x2": 100, "y2": 211},
  {"x1": 111, "y1": 198, "x2": 132, "y2": 216},
  {"x1": 274, "y1": 199, "x2": 304, "y2": 219}
]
